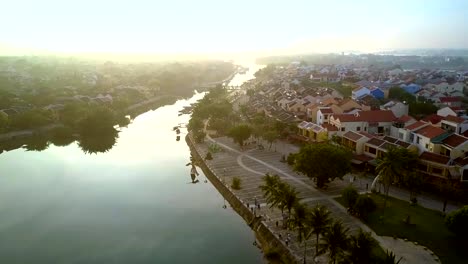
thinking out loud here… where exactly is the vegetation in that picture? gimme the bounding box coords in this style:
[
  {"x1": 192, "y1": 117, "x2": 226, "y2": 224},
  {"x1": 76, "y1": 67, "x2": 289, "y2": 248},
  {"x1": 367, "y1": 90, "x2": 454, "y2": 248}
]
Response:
[
  {"x1": 227, "y1": 124, "x2": 252, "y2": 148},
  {"x1": 376, "y1": 147, "x2": 418, "y2": 218},
  {"x1": 260, "y1": 173, "x2": 300, "y2": 216},
  {"x1": 388, "y1": 87, "x2": 437, "y2": 118},
  {"x1": 231, "y1": 177, "x2": 242, "y2": 190},
  {"x1": 344, "y1": 229, "x2": 378, "y2": 264},
  {"x1": 341, "y1": 186, "x2": 359, "y2": 208},
  {"x1": 353, "y1": 195, "x2": 377, "y2": 220},
  {"x1": 309, "y1": 204, "x2": 332, "y2": 257},
  {"x1": 293, "y1": 143, "x2": 352, "y2": 188},
  {"x1": 445, "y1": 206, "x2": 468, "y2": 237},
  {"x1": 336, "y1": 193, "x2": 468, "y2": 264},
  {"x1": 319, "y1": 220, "x2": 350, "y2": 264}
]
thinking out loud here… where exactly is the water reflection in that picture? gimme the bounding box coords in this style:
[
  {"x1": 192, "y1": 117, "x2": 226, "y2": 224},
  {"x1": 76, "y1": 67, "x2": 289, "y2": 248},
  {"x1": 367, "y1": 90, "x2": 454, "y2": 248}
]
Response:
[
  {"x1": 78, "y1": 128, "x2": 119, "y2": 154},
  {"x1": 23, "y1": 135, "x2": 50, "y2": 151}
]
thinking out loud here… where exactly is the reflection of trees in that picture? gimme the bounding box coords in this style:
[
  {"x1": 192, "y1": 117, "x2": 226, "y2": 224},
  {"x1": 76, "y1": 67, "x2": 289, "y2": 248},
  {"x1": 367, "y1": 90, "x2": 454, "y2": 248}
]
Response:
[
  {"x1": 78, "y1": 128, "x2": 118, "y2": 154},
  {"x1": 50, "y1": 126, "x2": 75, "y2": 147},
  {"x1": 23, "y1": 135, "x2": 50, "y2": 152}
]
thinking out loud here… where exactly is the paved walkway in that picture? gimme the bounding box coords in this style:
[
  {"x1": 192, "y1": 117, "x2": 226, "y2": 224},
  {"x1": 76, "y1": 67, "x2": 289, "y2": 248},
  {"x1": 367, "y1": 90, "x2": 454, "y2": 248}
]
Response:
[{"x1": 196, "y1": 132, "x2": 440, "y2": 264}]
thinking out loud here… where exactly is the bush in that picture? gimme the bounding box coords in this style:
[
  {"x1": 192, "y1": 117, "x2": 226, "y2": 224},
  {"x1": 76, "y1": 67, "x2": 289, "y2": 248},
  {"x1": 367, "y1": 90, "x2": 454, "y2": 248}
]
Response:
[
  {"x1": 205, "y1": 152, "x2": 213, "y2": 160},
  {"x1": 445, "y1": 205, "x2": 468, "y2": 237},
  {"x1": 231, "y1": 177, "x2": 241, "y2": 190},
  {"x1": 354, "y1": 195, "x2": 376, "y2": 220},
  {"x1": 342, "y1": 186, "x2": 359, "y2": 208},
  {"x1": 286, "y1": 153, "x2": 296, "y2": 165}
]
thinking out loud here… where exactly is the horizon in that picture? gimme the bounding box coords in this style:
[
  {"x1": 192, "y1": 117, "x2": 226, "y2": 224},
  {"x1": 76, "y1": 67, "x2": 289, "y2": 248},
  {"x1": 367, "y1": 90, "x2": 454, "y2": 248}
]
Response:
[{"x1": 2, "y1": 0, "x2": 468, "y2": 61}]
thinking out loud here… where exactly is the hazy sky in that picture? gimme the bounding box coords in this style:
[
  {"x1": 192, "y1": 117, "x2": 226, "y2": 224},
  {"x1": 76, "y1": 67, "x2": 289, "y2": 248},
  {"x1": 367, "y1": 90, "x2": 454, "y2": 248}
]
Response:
[{"x1": 1, "y1": 0, "x2": 467, "y2": 57}]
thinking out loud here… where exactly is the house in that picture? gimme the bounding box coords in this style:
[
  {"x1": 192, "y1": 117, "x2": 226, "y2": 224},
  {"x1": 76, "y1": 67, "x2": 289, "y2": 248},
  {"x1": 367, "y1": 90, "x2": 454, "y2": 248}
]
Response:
[
  {"x1": 438, "y1": 97, "x2": 462, "y2": 108},
  {"x1": 440, "y1": 115, "x2": 468, "y2": 134},
  {"x1": 340, "y1": 131, "x2": 371, "y2": 155},
  {"x1": 390, "y1": 115, "x2": 417, "y2": 139},
  {"x1": 297, "y1": 121, "x2": 328, "y2": 142},
  {"x1": 412, "y1": 125, "x2": 447, "y2": 153},
  {"x1": 437, "y1": 107, "x2": 458, "y2": 117},
  {"x1": 369, "y1": 87, "x2": 384, "y2": 99},
  {"x1": 380, "y1": 101, "x2": 408, "y2": 118},
  {"x1": 329, "y1": 110, "x2": 396, "y2": 136},
  {"x1": 338, "y1": 98, "x2": 370, "y2": 112},
  {"x1": 363, "y1": 136, "x2": 413, "y2": 159},
  {"x1": 418, "y1": 152, "x2": 453, "y2": 179},
  {"x1": 351, "y1": 87, "x2": 370, "y2": 100},
  {"x1": 422, "y1": 114, "x2": 444, "y2": 126},
  {"x1": 317, "y1": 107, "x2": 334, "y2": 125},
  {"x1": 393, "y1": 121, "x2": 430, "y2": 143},
  {"x1": 433, "y1": 134, "x2": 468, "y2": 159}
]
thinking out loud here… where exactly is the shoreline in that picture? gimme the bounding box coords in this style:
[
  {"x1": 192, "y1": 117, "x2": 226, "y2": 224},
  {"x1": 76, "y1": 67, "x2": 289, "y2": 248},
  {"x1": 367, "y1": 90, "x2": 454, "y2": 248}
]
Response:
[{"x1": 185, "y1": 133, "x2": 299, "y2": 264}]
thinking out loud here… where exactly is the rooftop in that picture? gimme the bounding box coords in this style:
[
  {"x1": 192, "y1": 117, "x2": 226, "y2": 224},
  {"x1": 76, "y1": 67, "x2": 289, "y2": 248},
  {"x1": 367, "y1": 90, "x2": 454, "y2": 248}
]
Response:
[
  {"x1": 442, "y1": 134, "x2": 468, "y2": 148},
  {"x1": 343, "y1": 131, "x2": 364, "y2": 142},
  {"x1": 405, "y1": 121, "x2": 429, "y2": 130},
  {"x1": 331, "y1": 110, "x2": 396, "y2": 123},
  {"x1": 419, "y1": 151, "x2": 450, "y2": 165},
  {"x1": 415, "y1": 125, "x2": 446, "y2": 139},
  {"x1": 443, "y1": 115, "x2": 466, "y2": 124}
]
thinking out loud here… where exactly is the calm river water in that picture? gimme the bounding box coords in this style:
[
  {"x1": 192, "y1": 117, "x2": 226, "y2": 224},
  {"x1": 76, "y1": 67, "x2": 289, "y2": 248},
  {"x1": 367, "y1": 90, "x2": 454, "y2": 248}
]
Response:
[{"x1": 0, "y1": 67, "x2": 263, "y2": 263}]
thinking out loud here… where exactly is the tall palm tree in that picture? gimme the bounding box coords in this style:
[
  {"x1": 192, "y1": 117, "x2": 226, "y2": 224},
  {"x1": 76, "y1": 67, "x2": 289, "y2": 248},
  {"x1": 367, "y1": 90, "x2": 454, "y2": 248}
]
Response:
[
  {"x1": 376, "y1": 147, "x2": 418, "y2": 218},
  {"x1": 381, "y1": 250, "x2": 402, "y2": 264},
  {"x1": 282, "y1": 184, "x2": 299, "y2": 216},
  {"x1": 319, "y1": 220, "x2": 350, "y2": 264},
  {"x1": 309, "y1": 204, "x2": 332, "y2": 257},
  {"x1": 260, "y1": 173, "x2": 283, "y2": 211},
  {"x1": 344, "y1": 229, "x2": 377, "y2": 264},
  {"x1": 288, "y1": 202, "x2": 311, "y2": 264}
]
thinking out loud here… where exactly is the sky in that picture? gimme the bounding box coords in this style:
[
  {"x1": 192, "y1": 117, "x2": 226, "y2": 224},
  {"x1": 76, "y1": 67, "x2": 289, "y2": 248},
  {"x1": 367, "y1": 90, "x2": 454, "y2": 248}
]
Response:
[{"x1": 1, "y1": 0, "x2": 467, "y2": 59}]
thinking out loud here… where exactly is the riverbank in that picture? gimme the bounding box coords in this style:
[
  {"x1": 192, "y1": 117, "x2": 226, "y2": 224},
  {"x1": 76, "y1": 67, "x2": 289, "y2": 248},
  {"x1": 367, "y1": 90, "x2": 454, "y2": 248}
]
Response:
[{"x1": 185, "y1": 133, "x2": 299, "y2": 264}]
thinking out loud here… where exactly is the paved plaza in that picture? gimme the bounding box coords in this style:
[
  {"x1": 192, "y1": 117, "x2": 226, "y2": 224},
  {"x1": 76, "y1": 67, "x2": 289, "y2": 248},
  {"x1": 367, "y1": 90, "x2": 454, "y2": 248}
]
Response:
[{"x1": 191, "y1": 133, "x2": 440, "y2": 264}]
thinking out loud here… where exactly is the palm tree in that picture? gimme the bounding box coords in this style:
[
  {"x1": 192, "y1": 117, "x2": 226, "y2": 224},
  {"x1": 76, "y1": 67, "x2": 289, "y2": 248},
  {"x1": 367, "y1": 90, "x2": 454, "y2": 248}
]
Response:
[
  {"x1": 282, "y1": 184, "x2": 299, "y2": 216},
  {"x1": 319, "y1": 220, "x2": 350, "y2": 264},
  {"x1": 344, "y1": 229, "x2": 377, "y2": 264},
  {"x1": 259, "y1": 173, "x2": 281, "y2": 203},
  {"x1": 309, "y1": 204, "x2": 332, "y2": 257},
  {"x1": 381, "y1": 250, "x2": 402, "y2": 264},
  {"x1": 376, "y1": 147, "x2": 418, "y2": 218},
  {"x1": 288, "y1": 203, "x2": 311, "y2": 263}
]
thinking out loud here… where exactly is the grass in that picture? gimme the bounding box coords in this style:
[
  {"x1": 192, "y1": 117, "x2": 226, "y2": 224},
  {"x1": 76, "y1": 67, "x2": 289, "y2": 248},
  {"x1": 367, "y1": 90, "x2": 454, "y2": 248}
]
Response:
[{"x1": 336, "y1": 193, "x2": 468, "y2": 264}]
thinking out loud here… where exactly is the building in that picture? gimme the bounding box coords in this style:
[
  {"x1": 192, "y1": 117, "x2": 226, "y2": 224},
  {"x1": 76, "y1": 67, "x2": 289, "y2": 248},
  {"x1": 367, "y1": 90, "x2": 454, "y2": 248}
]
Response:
[
  {"x1": 380, "y1": 101, "x2": 409, "y2": 118},
  {"x1": 329, "y1": 110, "x2": 396, "y2": 136}
]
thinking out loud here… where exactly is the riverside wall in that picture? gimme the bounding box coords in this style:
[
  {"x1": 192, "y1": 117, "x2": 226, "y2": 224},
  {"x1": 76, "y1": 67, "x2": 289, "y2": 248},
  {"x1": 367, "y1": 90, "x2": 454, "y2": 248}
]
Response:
[{"x1": 186, "y1": 133, "x2": 299, "y2": 264}]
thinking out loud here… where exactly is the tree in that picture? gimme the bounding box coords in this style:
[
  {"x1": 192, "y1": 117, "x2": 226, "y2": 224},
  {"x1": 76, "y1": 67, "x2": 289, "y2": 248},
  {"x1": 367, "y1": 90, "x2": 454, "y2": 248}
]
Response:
[
  {"x1": 445, "y1": 205, "x2": 468, "y2": 237},
  {"x1": 381, "y1": 250, "x2": 402, "y2": 264},
  {"x1": 282, "y1": 184, "x2": 300, "y2": 216},
  {"x1": 353, "y1": 195, "x2": 376, "y2": 220},
  {"x1": 342, "y1": 186, "x2": 359, "y2": 209},
  {"x1": 228, "y1": 124, "x2": 252, "y2": 148},
  {"x1": 403, "y1": 170, "x2": 423, "y2": 203},
  {"x1": 78, "y1": 106, "x2": 117, "y2": 136},
  {"x1": 294, "y1": 143, "x2": 352, "y2": 188},
  {"x1": 288, "y1": 203, "x2": 311, "y2": 264},
  {"x1": 10, "y1": 110, "x2": 51, "y2": 130},
  {"x1": 375, "y1": 147, "x2": 418, "y2": 218},
  {"x1": 309, "y1": 204, "x2": 332, "y2": 257},
  {"x1": 344, "y1": 229, "x2": 377, "y2": 264},
  {"x1": 262, "y1": 131, "x2": 279, "y2": 150},
  {"x1": 319, "y1": 220, "x2": 350, "y2": 264}
]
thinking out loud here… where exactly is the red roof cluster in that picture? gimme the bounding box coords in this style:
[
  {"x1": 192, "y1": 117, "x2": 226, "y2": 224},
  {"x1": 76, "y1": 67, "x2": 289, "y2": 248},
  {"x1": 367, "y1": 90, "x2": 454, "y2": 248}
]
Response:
[
  {"x1": 422, "y1": 114, "x2": 444, "y2": 125},
  {"x1": 440, "y1": 97, "x2": 461, "y2": 103},
  {"x1": 443, "y1": 115, "x2": 466, "y2": 124},
  {"x1": 405, "y1": 121, "x2": 429, "y2": 130},
  {"x1": 420, "y1": 151, "x2": 450, "y2": 165},
  {"x1": 442, "y1": 134, "x2": 468, "y2": 148}
]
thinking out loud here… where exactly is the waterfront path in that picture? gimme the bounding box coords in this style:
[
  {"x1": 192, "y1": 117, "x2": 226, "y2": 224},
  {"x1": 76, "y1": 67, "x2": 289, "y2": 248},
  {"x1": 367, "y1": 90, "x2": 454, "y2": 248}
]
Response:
[{"x1": 194, "y1": 132, "x2": 440, "y2": 264}]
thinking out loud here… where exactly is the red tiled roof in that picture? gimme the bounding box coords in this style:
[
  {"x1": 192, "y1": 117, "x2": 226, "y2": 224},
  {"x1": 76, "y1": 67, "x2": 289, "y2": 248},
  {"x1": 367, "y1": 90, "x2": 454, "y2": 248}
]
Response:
[
  {"x1": 442, "y1": 134, "x2": 468, "y2": 148},
  {"x1": 443, "y1": 115, "x2": 466, "y2": 124},
  {"x1": 419, "y1": 151, "x2": 450, "y2": 165},
  {"x1": 422, "y1": 114, "x2": 444, "y2": 125},
  {"x1": 353, "y1": 154, "x2": 373, "y2": 162},
  {"x1": 343, "y1": 131, "x2": 364, "y2": 141},
  {"x1": 415, "y1": 125, "x2": 446, "y2": 139},
  {"x1": 405, "y1": 121, "x2": 429, "y2": 130},
  {"x1": 322, "y1": 123, "x2": 338, "y2": 131},
  {"x1": 319, "y1": 108, "x2": 334, "y2": 114},
  {"x1": 454, "y1": 156, "x2": 468, "y2": 166},
  {"x1": 398, "y1": 115, "x2": 415, "y2": 123},
  {"x1": 358, "y1": 131, "x2": 375, "y2": 138},
  {"x1": 331, "y1": 110, "x2": 395, "y2": 123},
  {"x1": 440, "y1": 97, "x2": 461, "y2": 103},
  {"x1": 366, "y1": 138, "x2": 385, "y2": 147}
]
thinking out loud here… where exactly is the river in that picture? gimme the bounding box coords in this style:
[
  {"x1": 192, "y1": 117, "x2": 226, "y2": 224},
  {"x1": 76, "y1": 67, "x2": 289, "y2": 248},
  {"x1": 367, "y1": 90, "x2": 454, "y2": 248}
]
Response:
[{"x1": 0, "y1": 66, "x2": 264, "y2": 263}]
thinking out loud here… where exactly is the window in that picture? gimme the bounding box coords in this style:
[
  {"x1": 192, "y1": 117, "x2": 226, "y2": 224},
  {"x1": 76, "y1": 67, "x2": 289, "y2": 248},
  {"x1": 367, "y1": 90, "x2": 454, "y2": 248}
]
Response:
[
  {"x1": 425, "y1": 144, "x2": 429, "y2": 149},
  {"x1": 431, "y1": 167, "x2": 443, "y2": 175},
  {"x1": 399, "y1": 132, "x2": 404, "y2": 140},
  {"x1": 416, "y1": 137, "x2": 420, "y2": 144},
  {"x1": 341, "y1": 127, "x2": 345, "y2": 131},
  {"x1": 357, "y1": 126, "x2": 361, "y2": 131},
  {"x1": 366, "y1": 146, "x2": 377, "y2": 155},
  {"x1": 364, "y1": 127, "x2": 367, "y2": 131}
]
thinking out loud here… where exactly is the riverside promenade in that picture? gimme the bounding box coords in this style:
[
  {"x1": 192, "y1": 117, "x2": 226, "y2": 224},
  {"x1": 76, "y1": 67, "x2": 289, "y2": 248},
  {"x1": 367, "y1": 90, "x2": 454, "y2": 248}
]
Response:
[{"x1": 187, "y1": 132, "x2": 440, "y2": 264}]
